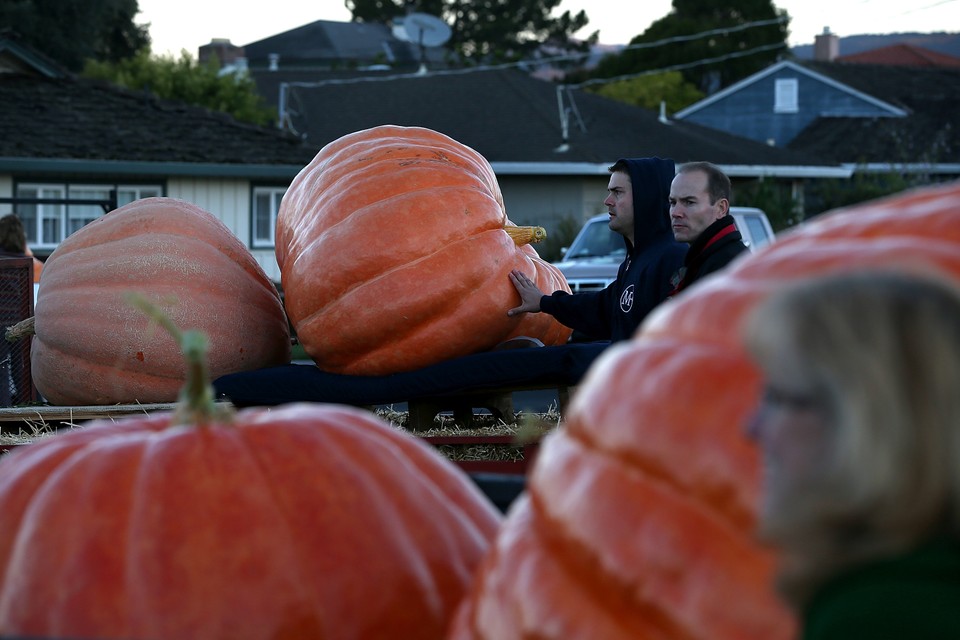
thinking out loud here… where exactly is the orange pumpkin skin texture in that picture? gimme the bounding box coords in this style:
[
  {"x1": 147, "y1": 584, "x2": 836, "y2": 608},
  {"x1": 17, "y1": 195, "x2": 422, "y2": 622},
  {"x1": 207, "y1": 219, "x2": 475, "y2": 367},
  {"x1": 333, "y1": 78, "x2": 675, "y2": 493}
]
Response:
[
  {"x1": 0, "y1": 404, "x2": 501, "y2": 639},
  {"x1": 32, "y1": 197, "x2": 291, "y2": 405},
  {"x1": 276, "y1": 125, "x2": 572, "y2": 376},
  {"x1": 451, "y1": 181, "x2": 960, "y2": 639}
]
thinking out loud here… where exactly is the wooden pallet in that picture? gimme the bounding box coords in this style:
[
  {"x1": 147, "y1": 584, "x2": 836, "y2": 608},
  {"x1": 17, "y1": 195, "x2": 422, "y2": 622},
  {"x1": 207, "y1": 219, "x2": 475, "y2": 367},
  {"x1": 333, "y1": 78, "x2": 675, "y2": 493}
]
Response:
[
  {"x1": 0, "y1": 403, "x2": 180, "y2": 432},
  {"x1": 405, "y1": 384, "x2": 573, "y2": 431}
]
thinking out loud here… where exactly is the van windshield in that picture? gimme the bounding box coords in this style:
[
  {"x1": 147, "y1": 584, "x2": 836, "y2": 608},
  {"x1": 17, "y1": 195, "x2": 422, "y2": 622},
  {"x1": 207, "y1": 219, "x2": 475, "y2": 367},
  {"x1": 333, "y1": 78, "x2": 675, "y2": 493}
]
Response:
[{"x1": 567, "y1": 219, "x2": 626, "y2": 259}]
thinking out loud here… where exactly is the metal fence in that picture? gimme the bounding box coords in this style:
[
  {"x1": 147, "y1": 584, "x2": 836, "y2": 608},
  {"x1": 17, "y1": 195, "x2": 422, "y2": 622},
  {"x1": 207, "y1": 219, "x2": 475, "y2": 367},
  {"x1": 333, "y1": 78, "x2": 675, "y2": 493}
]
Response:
[{"x1": 0, "y1": 257, "x2": 35, "y2": 406}]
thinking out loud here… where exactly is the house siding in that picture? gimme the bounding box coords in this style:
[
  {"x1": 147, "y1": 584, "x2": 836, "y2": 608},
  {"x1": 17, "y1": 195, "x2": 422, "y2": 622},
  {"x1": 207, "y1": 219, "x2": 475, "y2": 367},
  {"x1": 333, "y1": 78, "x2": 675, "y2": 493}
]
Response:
[
  {"x1": 500, "y1": 175, "x2": 609, "y2": 232},
  {"x1": 165, "y1": 176, "x2": 287, "y2": 282},
  {"x1": 682, "y1": 67, "x2": 900, "y2": 147}
]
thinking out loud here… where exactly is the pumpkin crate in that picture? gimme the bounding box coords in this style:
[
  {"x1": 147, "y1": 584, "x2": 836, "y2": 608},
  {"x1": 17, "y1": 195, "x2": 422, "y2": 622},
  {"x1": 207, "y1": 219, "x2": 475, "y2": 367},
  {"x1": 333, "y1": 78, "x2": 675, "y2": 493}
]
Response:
[{"x1": 0, "y1": 256, "x2": 36, "y2": 407}]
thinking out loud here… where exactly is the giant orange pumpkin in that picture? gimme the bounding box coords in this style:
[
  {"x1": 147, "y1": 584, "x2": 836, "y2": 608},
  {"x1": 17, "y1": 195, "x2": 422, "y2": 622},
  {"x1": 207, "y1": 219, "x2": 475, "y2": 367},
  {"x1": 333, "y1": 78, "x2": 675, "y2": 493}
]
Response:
[
  {"x1": 32, "y1": 197, "x2": 291, "y2": 405},
  {"x1": 450, "y1": 180, "x2": 960, "y2": 639},
  {"x1": 276, "y1": 125, "x2": 572, "y2": 376},
  {"x1": 0, "y1": 404, "x2": 500, "y2": 638}
]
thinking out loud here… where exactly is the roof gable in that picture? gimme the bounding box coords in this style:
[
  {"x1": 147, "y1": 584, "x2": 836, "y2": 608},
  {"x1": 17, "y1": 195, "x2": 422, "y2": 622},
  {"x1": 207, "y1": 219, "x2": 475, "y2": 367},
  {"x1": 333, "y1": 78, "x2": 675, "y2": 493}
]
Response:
[
  {"x1": 0, "y1": 34, "x2": 67, "y2": 78},
  {"x1": 675, "y1": 60, "x2": 906, "y2": 119}
]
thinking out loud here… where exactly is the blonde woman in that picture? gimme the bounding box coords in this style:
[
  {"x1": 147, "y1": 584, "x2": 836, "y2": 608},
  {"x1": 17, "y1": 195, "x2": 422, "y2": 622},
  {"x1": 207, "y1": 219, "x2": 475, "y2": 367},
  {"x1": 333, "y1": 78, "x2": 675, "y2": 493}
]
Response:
[{"x1": 744, "y1": 271, "x2": 960, "y2": 639}]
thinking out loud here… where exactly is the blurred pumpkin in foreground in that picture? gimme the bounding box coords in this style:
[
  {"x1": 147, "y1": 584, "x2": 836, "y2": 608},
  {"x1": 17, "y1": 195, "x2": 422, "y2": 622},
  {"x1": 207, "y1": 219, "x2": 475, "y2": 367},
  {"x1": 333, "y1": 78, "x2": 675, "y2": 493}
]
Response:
[
  {"x1": 0, "y1": 305, "x2": 501, "y2": 639},
  {"x1": 450, "y1": 181, "x2": 960, "y2": 639}
]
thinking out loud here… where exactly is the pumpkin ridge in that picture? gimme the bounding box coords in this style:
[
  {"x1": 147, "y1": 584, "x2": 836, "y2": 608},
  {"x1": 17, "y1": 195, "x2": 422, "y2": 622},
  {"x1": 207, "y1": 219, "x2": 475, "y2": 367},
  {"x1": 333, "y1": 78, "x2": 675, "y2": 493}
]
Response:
[
  {"x1": 278, "y1": 163, "x2": 502, "y2": 268},
  {"x1": 229, "y1": 410, "x2": 496, "y2": 635},
  {"x1": 286, "y1": 202, "x2": 506, "y2": 324},
  {"x1": 294, "y1": 231, "x2": 521, "y2": 372},
  {"x1": 531, "y1": 434, "x2": 785, "y2": 638},
  {"x1": 305, "y1": 152, "x2": 498, "y2": 210},
  {"x1": 560, "y1": 419, "x2": 757, "y2": 533},
  {"x1": 524, "y1": 490, "x2": 699, "y2": 640},
  {"x1": 314, "y1": 133, "x2": 499, "y2": 192},
  {"x1": 305, "y1": 184, "x2": 503, "y2": 258}
]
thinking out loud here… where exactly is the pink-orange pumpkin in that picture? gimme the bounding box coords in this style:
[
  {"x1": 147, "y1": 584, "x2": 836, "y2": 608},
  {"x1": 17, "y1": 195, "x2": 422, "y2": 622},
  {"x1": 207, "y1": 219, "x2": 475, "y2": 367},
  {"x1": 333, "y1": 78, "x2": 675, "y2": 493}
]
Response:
[
  {"x1": 450, "y1": 180, "x2": 960, "y2": 639},
  {"x1": 276, "y1": 125, "x2": 572, "y2": 376},
  {"x1": 0, "y1": 403, "x2": 501, "y2": 639},
  {"x1": 32, "y1": 197, "x2": 291, "y2": 405}
]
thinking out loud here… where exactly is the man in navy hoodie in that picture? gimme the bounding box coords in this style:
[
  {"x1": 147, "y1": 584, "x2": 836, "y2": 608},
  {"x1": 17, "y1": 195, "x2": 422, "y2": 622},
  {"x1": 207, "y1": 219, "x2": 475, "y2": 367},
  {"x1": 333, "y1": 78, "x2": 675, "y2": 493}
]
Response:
[{"x1": 507, "y1": 157, "x2": 687, "y2": 342}]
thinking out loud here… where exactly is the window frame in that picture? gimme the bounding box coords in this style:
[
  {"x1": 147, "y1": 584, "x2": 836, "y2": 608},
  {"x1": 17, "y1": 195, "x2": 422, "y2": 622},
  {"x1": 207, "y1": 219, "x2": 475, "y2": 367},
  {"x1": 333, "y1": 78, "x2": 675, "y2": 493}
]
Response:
[
  {"x1": 251, "y1": 185, "x2": 286, "y2": 249},
  {"x1": 774, "y1": 77, "x2": 799, "y2": 113},
  {"x1": 14, "y1": 181, "x2": 163, "y2": 249}
]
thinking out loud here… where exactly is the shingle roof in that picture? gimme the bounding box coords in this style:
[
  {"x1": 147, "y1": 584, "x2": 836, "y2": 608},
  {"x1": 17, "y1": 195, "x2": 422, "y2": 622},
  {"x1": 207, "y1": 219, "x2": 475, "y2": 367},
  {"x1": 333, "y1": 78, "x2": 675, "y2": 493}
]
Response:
[
  {"x1": 263, "y1": 67, "x2": 833, "y2": 168},
  {"x1": 789, "y1": 62, "x2": 960, "y2": 164},
  {"x1": 242, "y1": 20, "x2": 439, "y2": 71},
  {"x1": 836, "y1": 43, "x2": 960, "y2": 68},
  {"x1": 0, "y1": 74, "x2": 319, "y2": 168}
]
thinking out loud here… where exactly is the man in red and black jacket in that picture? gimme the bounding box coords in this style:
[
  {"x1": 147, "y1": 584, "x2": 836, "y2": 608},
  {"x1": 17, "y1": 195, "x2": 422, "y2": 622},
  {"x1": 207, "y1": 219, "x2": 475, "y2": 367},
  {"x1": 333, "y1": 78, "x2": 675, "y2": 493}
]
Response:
[{"x1": 668, "y1": 161, "x2": 748, "y2": 295}]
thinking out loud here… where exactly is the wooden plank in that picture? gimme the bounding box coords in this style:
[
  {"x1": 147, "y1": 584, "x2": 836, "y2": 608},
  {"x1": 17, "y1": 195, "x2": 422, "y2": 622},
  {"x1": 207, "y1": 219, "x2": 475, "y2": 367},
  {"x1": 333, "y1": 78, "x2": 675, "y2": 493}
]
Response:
[{"x1": 0, "y1": 403, "x2": 179, "y2": 426}]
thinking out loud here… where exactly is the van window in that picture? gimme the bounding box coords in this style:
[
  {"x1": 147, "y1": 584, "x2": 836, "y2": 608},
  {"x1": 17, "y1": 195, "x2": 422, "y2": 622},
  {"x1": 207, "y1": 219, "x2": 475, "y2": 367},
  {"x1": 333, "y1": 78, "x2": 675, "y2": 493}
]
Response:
[{"x1": 738, "y1": 214, "x2": 772, "y2": 249}]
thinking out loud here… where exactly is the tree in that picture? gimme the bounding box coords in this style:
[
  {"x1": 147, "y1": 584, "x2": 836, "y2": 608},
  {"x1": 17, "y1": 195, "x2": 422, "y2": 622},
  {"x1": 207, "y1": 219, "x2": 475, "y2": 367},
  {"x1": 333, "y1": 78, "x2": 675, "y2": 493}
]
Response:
[
  {"x1": 0, "y1": 0, "x2": 149, "y2": 72},
  {"x1": 587, "y1": 0, "x2": 788, "y2": 95},
  {"x1": 584, "y1": 72, "x2": 704, "y2": 114},
  {"x1": 83, "y1": 52, "x2": 276, "y2": 127},
  {"x1": 345, "y1": 0, "x2": 595, "y2": 63}
]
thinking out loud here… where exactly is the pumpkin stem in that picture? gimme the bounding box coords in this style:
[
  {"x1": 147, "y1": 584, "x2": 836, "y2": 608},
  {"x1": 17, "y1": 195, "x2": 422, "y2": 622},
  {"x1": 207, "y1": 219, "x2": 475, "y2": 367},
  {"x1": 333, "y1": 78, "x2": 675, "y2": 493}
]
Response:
[
  {"x1": 124, "y1": 293, "x2": 233, "y2": 426},
  {"x1": 5, "y1": 316, "x2": 35, "y2": 342},
  {"x1": 504, "y1": 225, "x2": 546, "y2": 246}
]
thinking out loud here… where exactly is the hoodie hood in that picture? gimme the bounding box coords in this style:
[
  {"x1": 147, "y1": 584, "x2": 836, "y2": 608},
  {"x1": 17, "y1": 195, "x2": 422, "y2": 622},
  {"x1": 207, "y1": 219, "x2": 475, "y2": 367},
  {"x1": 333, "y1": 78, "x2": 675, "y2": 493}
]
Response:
[{"x1": 617, "y1": 157, "x2": 676, "y2": 251}]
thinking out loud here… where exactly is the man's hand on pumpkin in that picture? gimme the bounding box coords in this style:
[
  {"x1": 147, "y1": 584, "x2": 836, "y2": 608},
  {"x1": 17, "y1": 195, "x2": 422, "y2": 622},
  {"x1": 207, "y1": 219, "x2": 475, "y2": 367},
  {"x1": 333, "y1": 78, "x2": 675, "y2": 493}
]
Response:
[{"x1": 507, "y1": 269, "x2": 543, "y2": 316}]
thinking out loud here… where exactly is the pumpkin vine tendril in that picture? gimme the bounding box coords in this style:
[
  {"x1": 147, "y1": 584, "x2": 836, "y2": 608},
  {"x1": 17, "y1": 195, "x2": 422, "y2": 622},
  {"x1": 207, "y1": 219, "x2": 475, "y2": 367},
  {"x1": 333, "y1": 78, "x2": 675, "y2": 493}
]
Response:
[{"x1": 125, "y1": 292, "x2": 234, "y2": 426}]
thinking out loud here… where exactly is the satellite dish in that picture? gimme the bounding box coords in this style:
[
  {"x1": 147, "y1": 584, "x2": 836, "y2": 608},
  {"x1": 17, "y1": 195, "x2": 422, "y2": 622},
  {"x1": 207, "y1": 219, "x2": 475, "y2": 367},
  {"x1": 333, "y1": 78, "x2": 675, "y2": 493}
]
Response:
[{"x1": 395, "y1": 12, "x2": 451, "y2": 47}]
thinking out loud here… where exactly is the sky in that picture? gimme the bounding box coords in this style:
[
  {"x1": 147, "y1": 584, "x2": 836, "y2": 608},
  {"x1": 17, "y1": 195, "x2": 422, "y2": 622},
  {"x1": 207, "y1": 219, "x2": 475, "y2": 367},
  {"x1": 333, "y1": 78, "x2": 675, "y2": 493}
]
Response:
[{"x1": 135, "y1": 0, "x2": 959, "y2": 58}]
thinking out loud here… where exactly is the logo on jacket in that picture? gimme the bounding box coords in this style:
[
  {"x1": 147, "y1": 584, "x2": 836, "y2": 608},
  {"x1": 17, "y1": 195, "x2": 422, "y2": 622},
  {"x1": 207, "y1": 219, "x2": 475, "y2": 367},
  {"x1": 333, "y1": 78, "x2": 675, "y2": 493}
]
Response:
[{"x1": 620, "y1": 285, "x2": 634, "y2": 313}]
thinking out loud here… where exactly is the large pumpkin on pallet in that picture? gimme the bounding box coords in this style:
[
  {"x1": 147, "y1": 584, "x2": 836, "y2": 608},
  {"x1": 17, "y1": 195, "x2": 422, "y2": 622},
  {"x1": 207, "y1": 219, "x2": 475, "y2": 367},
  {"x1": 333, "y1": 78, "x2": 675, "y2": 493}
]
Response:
[
  {"x1": 450, "y1": 181, "x2": 960, "y2": 639},
  {"x1": 276, "y1": 125, "x2": 572, "y2": 376},
  {"x1": 31, "y1": 197, "x2": 291, "y2": 405},
  {"x1": 0, "y1": 315, "x2": 501, "y2": 638}
]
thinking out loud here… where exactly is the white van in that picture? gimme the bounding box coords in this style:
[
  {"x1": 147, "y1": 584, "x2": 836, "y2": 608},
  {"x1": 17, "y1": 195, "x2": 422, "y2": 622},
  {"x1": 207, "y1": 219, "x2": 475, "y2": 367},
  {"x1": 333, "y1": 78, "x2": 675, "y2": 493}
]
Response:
[{"x1": 553, "y1": 207, "x2": 774, "y2": 292}]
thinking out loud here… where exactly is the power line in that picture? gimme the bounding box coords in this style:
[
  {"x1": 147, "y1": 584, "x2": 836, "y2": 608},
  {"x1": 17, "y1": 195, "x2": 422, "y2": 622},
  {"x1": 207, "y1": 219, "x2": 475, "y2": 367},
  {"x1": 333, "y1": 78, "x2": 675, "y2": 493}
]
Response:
[
  {"x1": 278, "y1": 16, "x2": 790, "y2": 133},
  {"x1": 901, "y1": 0, "x2": 957, "y2": 14},
  {"x1": 568, "y1": 41, "x2": 788, "y2": 89},
  {"x1": 279, "y1": 15, "x2": 788, "y2": 90}
]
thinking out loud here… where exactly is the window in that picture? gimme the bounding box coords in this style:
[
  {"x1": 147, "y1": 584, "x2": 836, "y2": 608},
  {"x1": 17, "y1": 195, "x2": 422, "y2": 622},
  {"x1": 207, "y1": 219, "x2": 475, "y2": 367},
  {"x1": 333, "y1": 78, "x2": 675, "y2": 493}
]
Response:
[
  {"x1": 15, "y1": 183, "x2": 162, "y2": 248},
  {"x1": 252, "y1": 186, "x2": 286, "y2": 247},
  {"x1": 774, "y1": 78, "x2": 799, "y2": 113}
]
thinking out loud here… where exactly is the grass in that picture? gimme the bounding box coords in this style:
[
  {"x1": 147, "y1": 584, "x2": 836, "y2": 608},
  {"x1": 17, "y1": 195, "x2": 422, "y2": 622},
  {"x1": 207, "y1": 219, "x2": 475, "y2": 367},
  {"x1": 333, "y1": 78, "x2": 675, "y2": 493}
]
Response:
[{"x1": 1, "y1": 404, "x2": 564, "y2": 466}]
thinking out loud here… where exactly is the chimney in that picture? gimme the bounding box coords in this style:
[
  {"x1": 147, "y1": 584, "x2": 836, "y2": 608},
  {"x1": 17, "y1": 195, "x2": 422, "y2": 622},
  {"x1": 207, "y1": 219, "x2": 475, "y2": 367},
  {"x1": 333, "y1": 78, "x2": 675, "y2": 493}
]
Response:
[
  {"x1": 814, "y1": 27, "x2": 839, "y2": 62},
  {"x1": 199, "y1": 38, "x2": 245, "y2": 67}
]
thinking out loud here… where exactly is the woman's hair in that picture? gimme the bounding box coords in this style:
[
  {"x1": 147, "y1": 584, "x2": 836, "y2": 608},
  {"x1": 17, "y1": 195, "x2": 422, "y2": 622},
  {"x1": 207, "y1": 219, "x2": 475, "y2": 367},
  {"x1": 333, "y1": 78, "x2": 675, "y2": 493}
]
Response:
[
  {"x1": 744, "y1": 269, "x2": 960, "y2": 606},
  {"x1": 0, "y1": 214, "x2": 27, "y2": 254}
]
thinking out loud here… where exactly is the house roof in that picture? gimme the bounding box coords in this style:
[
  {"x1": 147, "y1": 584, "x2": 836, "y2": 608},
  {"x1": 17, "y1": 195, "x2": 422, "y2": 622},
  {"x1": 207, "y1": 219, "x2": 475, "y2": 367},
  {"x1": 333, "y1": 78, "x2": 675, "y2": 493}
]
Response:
[
  {"x1": 242, "y1": 20, "x2": 443, "y2": 71},
  {"x1": 257, "y1": 66, "x2": 845, "y2": 177},
  {"x1": 788, "y1": 62, "x2": 960, "y2": 166},
  {"x1": 0, "y1": 73, "x2": 319, "y2": 178},
  {"x1": 836, "y1": 43, "x2": 960, "y2": 68},
  {"x1": 0, "y1": 32, "x2": 68, "y2": 78}
]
